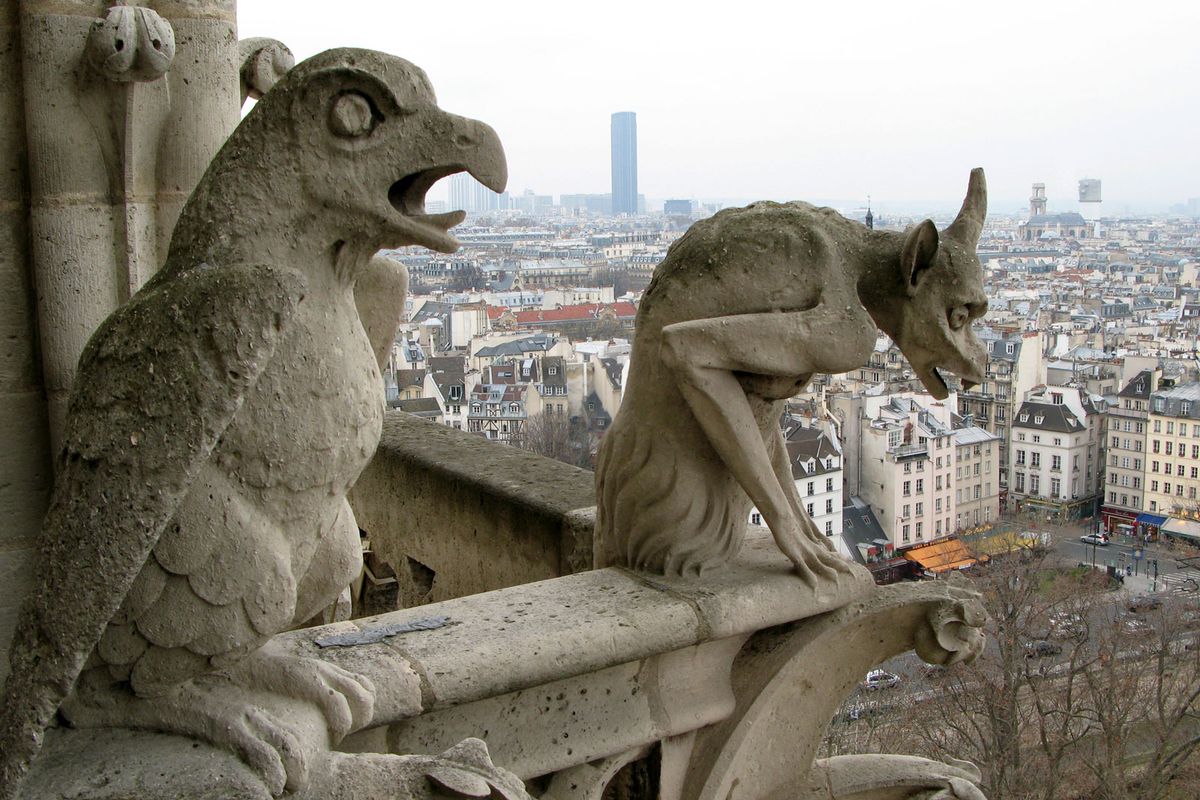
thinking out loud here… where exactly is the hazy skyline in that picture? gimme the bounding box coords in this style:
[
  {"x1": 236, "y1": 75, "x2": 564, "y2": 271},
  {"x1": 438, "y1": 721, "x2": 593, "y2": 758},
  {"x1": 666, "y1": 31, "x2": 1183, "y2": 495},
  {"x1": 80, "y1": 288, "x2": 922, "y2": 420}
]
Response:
[{"x1": 240, "y1": 1, "x2": 1200, "y2": 214}]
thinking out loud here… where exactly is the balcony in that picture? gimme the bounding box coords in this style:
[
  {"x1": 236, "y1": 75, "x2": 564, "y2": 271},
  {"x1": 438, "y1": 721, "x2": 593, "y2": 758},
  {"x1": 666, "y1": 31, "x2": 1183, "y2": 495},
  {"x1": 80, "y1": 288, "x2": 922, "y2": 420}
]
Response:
[{"x1": 891, "y1": 443, "x2": 928, "y2": 461}]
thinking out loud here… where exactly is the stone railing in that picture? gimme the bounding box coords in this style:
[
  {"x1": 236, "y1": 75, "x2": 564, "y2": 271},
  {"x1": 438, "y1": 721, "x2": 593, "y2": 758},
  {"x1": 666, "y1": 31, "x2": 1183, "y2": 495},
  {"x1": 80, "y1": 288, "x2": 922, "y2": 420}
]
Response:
[
  {"x1": 23, "y1": 528, "x2": 987, "y2": 800},
  {"x1": 349, "y1": 412, "x2": 596, "y2": 603}
]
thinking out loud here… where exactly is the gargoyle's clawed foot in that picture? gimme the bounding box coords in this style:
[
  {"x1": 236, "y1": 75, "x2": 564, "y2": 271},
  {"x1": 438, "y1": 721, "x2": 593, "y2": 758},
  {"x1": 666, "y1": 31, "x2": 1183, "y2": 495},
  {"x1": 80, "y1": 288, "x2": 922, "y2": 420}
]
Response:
[
  {"x1": 222, "y1": 646, "x2": 376, "y2": 741},
  {"x1": 61, "y1": 681, "x2": 307, "y2": 796}
]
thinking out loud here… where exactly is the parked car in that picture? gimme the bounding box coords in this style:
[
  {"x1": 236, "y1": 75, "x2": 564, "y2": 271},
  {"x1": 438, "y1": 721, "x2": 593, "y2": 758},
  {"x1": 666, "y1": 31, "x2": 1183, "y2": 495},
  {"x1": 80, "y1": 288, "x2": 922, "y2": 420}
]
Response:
[
  {"x1": 1023, "y1": 639, "x2": 1062, "y2": 658},
  {"x1": 861, "y1": 669, "x2": 901, "y2": 691},
  {"x1": 1119, "y1": 617, "x2": 1155, "y2": 637},
  {"x1": 1126, "y1": 594, "x2": 1163, "y2": 613},
  {"x1": 1080, "y1": 534, "x2": 1109, "y2": 546},
  {"x1": 1049, "y1": 611, "x2": 1086, "y2": 639}
]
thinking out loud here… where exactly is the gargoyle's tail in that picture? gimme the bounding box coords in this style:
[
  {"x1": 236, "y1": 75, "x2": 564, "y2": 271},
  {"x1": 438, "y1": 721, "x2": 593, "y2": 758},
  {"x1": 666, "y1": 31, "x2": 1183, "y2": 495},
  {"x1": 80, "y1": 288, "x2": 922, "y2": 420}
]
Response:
[{"x1": 0, "y1": 606, "x2": 84, "y2": 799}]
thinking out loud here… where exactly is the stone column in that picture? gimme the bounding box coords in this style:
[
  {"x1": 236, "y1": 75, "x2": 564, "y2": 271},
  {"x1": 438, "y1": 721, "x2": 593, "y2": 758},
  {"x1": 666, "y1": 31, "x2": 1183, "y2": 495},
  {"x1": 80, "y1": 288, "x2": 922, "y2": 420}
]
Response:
[
  {"x1": 21, "y1": 0, "x2": 124, "y2": 455},
  {"x1": 0, "y1": 2, "x2": 53, "y2": 683},
  {"x1": 150, "y1": 0, "x2": 240, "y2": 261}
]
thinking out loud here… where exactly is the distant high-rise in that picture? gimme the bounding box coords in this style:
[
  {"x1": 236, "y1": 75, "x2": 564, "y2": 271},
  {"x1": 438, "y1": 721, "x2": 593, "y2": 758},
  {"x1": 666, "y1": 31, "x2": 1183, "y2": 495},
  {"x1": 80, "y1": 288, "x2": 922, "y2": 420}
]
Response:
[
  {"x1": 610, "y1": 112, "x2": 638, "y2": 215},
  {"x1": 449, "y1": 172, "x2": 503, "y2": 213}
]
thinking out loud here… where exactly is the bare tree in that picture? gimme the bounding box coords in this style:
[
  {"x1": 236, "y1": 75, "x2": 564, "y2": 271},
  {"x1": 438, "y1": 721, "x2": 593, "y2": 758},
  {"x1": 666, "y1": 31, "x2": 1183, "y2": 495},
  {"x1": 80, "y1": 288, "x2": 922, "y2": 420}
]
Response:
[
  {"x1": 509, "y1": 408, "x2": 595, "y2": 469},
  {"x1": 859, "y1": 550, "x2": 1200, "y2": 800}
]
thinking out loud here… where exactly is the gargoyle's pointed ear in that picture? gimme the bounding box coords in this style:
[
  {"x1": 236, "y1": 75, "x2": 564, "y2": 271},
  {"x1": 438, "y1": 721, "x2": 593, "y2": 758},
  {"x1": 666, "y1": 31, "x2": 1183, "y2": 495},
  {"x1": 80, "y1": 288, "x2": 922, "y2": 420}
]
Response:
[
  {"x1": 291, "y1": 65, "x2": 402, "y2": 145},
  {"x1": 900, "y1": 219, "x2": 939, "y2": 295},
  {"x1": 945, "y1": 168, "x2": 987, "y2": 247}
]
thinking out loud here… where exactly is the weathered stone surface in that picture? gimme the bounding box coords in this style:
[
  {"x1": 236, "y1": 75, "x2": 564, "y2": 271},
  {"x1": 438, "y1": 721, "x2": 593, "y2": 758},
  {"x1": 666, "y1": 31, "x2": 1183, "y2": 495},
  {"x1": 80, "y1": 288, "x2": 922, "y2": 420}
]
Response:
[
  {"x1": 596, "y1": 170, "x2": 990, "y2": 588},
  {"x1": 351, "y1": 411, "x2": 596, "y2": 604},
  {"x1": 0, "y1": 47, "x2": 506, "y2": 799}
]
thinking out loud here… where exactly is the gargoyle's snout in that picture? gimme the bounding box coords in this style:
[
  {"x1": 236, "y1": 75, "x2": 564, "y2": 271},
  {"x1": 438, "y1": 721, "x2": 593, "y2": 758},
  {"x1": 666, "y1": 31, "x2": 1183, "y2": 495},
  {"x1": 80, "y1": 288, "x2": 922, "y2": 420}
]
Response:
[
  {"x1": 444, "y1": 113, "x2": 507, "y2": 195},
  {"x1": 385, "y1": 111, "x2": 507, "y2": 253}
]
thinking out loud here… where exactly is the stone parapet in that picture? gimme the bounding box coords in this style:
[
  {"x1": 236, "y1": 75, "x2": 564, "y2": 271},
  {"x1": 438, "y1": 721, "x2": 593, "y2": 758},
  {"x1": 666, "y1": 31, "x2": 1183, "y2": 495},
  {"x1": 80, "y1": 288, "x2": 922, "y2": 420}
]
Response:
[{"x1": 350, "y1": 411, "x2": 596, "y2": 604}]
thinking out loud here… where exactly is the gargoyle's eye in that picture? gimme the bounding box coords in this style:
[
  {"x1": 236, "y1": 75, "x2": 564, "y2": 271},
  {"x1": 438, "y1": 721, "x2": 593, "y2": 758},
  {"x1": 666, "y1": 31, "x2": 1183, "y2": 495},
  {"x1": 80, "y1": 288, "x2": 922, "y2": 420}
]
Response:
[
  {"x1": 329, "y1": 91, "x2": 378, "y2": 138},
  {"x1": 948, "y1": 306, "x2": 970, "y2": 331}
]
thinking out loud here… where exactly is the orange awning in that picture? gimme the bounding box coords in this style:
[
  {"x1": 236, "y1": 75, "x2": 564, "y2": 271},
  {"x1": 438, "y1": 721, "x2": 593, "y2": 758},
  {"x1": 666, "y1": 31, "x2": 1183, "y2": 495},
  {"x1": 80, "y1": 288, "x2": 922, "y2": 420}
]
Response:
[{"x1": 902, "y1": 538, "x2": 978, "y2": 573}]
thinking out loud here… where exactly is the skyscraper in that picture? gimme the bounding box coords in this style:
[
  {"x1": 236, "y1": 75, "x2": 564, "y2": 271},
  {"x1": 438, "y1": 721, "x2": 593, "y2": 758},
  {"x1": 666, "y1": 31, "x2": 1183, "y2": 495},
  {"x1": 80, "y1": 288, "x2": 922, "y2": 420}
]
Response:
[
  {"x1": 610, "y1": 112, "x2": 637, "y2": 215},
  {"x1": 449, "y1": 172, "x2": 502, "y2": 213}
]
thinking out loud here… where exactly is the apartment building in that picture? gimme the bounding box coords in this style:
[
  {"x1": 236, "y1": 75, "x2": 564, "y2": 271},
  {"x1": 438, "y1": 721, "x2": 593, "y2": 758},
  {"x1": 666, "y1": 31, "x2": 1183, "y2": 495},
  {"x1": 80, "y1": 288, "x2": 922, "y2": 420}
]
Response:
[
  {"x1": 955, "y1": 330, "x2": 1044, "y2": 499},
  {"x1": 952, "y1": 423, "x2": 1001, "y2": 530},
  {"x1": 1009, "y1": 386, "x2": 1106, "y2": 518},
  {"x1": 749, "y1": 422, "x2": 844, "y2": 549},
  {"x1": 856, "y1": 395, "x2": 957, "y2": 550},
  {"x1": 1143, "y1": 383, "x2": 1200, "y2": 530},
  {"x1": 1101, "y1": 369, "x2": 1155, "y2": 535}
]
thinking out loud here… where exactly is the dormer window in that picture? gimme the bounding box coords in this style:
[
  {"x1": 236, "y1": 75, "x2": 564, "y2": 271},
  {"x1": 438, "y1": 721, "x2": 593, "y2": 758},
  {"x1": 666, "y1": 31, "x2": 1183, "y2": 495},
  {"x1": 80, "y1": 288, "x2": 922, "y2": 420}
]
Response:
[
  {"x1": 449, "y1": 385, "x2": 463, "y2": 401},
  {"x1": 1019, "y1": 414, "x2": 1029, "y2": 423},
  {"x1": 548, "y1": 366, "x2": 557, "y2": 375},
  {"x1": 1183, "y1": 401, "x2": 1192, "y2": 415},
  {"x1": 1034, "y1": 415, "x2": 1044, "y2": 425}
]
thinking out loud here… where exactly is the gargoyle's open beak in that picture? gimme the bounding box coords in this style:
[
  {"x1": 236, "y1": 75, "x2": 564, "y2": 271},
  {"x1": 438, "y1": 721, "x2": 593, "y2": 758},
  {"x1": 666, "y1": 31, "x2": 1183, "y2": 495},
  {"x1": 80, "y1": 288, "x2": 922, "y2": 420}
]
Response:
[{"x1": 387, "y1": 113, "x2": 507, "y2": 253}]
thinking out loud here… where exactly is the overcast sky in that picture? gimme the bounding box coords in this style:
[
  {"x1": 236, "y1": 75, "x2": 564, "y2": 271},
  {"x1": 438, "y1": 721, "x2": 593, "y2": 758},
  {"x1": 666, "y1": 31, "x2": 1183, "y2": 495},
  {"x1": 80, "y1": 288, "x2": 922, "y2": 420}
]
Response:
[{"x1": 239, "y1": 1, "x2": 1200, "y2": 214}]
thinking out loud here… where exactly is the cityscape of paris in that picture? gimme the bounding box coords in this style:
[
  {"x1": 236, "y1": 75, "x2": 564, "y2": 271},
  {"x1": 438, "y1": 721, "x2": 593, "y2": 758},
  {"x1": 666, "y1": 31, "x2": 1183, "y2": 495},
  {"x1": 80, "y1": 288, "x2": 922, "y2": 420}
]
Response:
[
  {"x1": 2, "y1": 1, "x2": 1199, "y2": 798},
  {"x1": 243, "y1": 3, "x2": 1200, "y2": 790}
]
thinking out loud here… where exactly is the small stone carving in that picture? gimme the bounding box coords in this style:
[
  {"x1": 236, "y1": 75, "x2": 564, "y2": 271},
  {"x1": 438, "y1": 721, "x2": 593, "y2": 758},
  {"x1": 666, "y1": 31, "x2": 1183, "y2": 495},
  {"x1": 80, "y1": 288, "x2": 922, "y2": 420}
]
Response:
[
  {"x1": 0, "y1": 48, "x2": 505, "y2": 798},
  {"x1": 595, "y1": 170, "x2": 989, "y2": 583},
  {"x1": 84, "y1": 4, "x2": 175, "y2": 83},
  {"x1": 241, "y1": 37, "x2": 296, "y2": 104}
]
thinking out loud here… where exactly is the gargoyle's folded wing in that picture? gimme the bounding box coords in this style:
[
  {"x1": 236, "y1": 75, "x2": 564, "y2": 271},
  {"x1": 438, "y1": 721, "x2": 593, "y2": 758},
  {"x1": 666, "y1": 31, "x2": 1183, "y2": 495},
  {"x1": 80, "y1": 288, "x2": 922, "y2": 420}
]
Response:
[{"x1": 0, "y1": 263, "x2": 307, "y2": 797}]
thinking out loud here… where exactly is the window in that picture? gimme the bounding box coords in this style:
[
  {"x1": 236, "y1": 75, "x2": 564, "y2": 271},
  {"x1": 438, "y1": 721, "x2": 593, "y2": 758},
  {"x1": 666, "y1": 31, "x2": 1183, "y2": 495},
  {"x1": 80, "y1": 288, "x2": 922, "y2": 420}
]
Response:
[
  {"x1": 1152, "y1": 481, "x2": 1159, "y2": 492},
  {"x1": 1016, "y1": 449, "x2": 1026, "y2": 465},
  {"x1": 903, "y1": 480, "x2": 911, "y2": 496},
  {"x1": 1051, "y1": 455, "x2": 1061, "y2": 471},
  {"x1": 806, "y1": 503, "x2": 814, "y2": 516},
  {"x1": 1168, "y1": 421, "x2": 1176, "y2": 435},
  {"x1": 1178, "y1": 485, "x2": 1186, "y2": 497},
  {"x1": 1031, "y1": 453, "x2": 1041, "y2": 468},
  {"x1": 547, "y1": 366, "x2": 557, "y2": 375},
  {"x1": 916, "y1": 522, "x2": 924, "y2": 538},
  {"x1": 825, "y1": 520, "x2": 833, "y2": 535},
  {"x1": 825, "y1": 499, "x2": 833, "y2": 513},
  {"x1": 449, "y1": 385, "x2": 463, "y2": 401},
  {"x1": 916, "y1": 479, "x2": 924, "y2": 493},
  {"x1": 902, "y1": 524, "x2": 910, "y2": 543},
  {"x1": 915, "y1": 502, "x2": 924, "y2": 515},
  {"x1": 935, "y1": 498, "x2": 942, "y2": 512},
  {"x1": 826, "y1": 478, "x2": 833, "y2": 492},
  {"x1": 1153, "y1": 460, "x2": 1160, "y2": 472},
  {"x1": 936, "y1": 476, "x2": 943, "y2": 490},
  {"x1": 1015, "y1": 473, "x2": 1025, "y2": 492},
  {"x1": 1033, "y1": 435, "x2": 1041, "y2": 443},
  {"x1": 1030, "y1": 475, "x2": 1040, "y2": 494},
  {"x1": 1153, "y1": 440, "x2": 1161, "y2": 453},
  {"x1": 904, "y1": 462, "x2": 912, "y2": 473},
  {"x1": 751, "y1": 512, "x2": 761, "y2": 526},
  {"x1": 1179, "y1": 464, "x2": 1186, "y2": 477},
  {"x1": 1051, "y1": 477, "x2": 1061, "y2": 496},
  {"x1": 807, "y1": 482, "x2": 814, "y2": 496},
  {"x1": 936, "y1": 520, "x2": 943, "y2": 535},
  {"x1": 903, "y1": 504, "x2": 911, "y2": 518},
  {"x1": 1054, "y1": 437, "x2": 1062, "y2": 446},
  {"x1": 973, "y1": 485, "x2": 981, "y2": 500},
  {"x1": 1154, "y1": 419, "x2": 1162, "y2": 432}
]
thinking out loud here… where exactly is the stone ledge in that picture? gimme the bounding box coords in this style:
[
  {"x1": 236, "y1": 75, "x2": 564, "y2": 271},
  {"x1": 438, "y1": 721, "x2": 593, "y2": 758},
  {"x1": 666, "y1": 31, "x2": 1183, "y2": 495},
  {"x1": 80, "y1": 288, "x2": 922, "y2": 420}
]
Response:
[{"x1": 349, "y1": 411, "x2": 596, "y2": 602}]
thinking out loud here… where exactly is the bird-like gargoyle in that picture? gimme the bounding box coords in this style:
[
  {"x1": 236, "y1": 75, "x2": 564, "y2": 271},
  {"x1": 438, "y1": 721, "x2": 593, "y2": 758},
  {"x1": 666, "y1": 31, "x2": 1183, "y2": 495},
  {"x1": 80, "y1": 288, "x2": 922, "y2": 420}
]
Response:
[
  {"x1": 0, "y1": 48, "x2": 505, "y2": 798},
  {"x1": 595, "y1": 171, "x2": 989, "y2": 585}
]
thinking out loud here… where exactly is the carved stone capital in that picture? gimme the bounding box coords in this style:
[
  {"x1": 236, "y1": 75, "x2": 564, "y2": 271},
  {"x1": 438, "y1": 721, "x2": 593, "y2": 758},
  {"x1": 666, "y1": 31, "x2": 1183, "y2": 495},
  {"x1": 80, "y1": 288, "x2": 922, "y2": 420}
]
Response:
[{"x1": 84, "y1": 5, "x2": 175, "y2": 83}]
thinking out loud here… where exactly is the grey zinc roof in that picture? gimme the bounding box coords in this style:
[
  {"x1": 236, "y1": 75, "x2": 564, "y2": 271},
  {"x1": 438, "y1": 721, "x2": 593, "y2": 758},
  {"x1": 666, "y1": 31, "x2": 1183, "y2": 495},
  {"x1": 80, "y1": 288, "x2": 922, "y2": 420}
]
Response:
[
  {"x1": 1013, "y1": 401, "x2": 1084, "y2": 433},
  {"x1": 1117, "y1": 370, "x2": 1153, "y2": 399}
]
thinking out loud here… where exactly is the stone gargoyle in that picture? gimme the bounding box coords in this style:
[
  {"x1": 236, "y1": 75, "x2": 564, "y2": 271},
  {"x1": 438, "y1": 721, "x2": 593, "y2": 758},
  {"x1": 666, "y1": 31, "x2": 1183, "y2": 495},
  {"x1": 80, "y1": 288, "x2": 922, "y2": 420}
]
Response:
[
  {"x1": 595, "y1": 170, "x2": 989, "y2": 584},
  {"x1": 0, "y1": 48, "x2": 506, "y2": 799}
]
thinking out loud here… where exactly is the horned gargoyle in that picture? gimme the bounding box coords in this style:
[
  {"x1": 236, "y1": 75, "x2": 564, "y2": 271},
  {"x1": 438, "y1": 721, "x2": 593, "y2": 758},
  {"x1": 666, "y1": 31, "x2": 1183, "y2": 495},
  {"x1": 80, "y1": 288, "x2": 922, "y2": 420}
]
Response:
[
  {"x1": 595, "y1": 170, "x2": 989, "y2": 585},
  {"x1": 0, "y1": 48, "x2": 505, "y2": 799}
]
